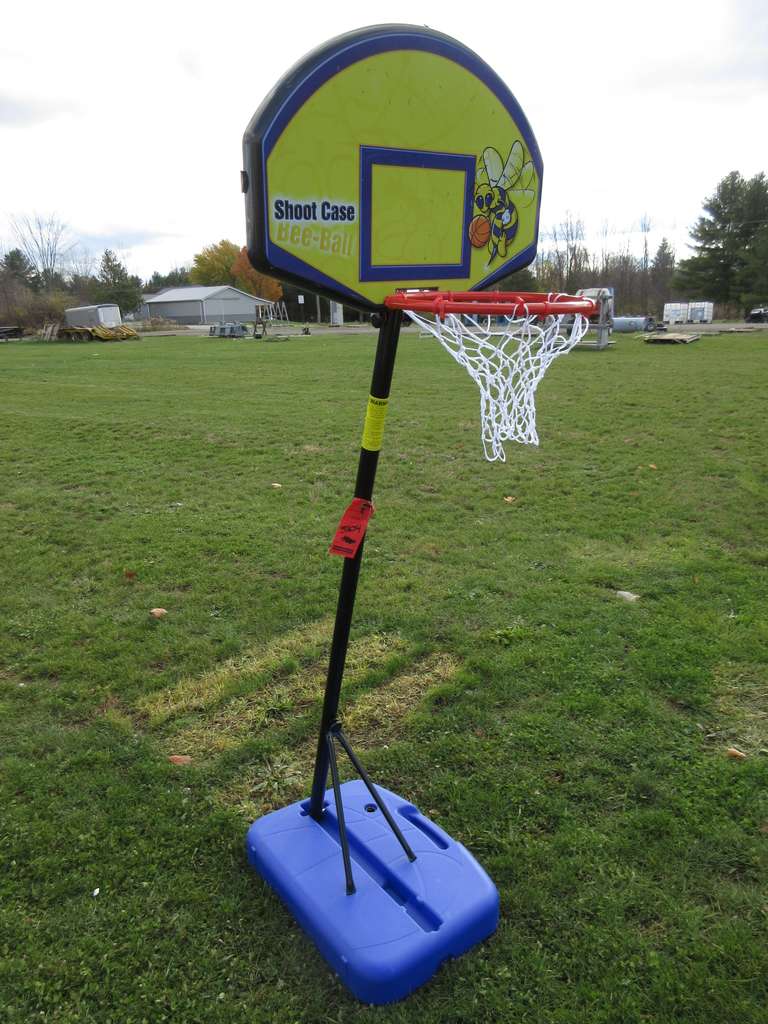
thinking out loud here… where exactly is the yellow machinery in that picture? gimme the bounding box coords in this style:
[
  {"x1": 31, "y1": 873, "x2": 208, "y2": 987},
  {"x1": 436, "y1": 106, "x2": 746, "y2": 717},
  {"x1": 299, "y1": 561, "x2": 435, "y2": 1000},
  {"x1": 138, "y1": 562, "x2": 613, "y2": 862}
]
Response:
[{"x1": 57, "y1": 323, "x2": 139, "y2": 341}]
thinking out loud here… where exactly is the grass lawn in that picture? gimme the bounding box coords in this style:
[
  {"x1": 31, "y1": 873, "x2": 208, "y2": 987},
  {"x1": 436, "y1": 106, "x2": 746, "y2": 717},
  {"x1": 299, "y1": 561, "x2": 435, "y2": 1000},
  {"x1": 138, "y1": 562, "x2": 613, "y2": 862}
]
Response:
[{"x1": 1, "y1": 329, "x2": 767, "y2": 1024}]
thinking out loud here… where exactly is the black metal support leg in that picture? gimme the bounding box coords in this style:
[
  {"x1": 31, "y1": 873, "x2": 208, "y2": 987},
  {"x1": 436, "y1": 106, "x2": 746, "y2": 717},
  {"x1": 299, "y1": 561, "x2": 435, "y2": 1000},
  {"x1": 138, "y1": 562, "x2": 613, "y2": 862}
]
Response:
[
  {"x1": 326, "y1": 733, "x2": 355, "y2": 895},
  {"x1": 332, "y1": 725, "x2": 416, "y2": 862},
  {"x1": 309, "y1": 309, "x2": 403, "y2": 821}
]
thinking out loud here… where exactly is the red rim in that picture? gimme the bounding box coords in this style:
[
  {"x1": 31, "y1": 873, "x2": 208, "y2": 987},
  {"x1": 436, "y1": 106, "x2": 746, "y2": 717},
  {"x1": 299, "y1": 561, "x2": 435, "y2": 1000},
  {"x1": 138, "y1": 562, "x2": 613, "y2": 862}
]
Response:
[{"x1": 384, "y1": 290, "x2": 597, "y2": 318}]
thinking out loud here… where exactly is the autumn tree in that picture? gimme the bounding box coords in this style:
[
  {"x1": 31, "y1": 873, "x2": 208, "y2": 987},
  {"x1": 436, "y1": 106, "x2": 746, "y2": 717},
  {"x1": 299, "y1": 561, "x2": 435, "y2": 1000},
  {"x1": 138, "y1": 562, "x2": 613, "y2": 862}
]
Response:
[
  {"x1": 231, "y1": 247, "x2": 283, "y2": 301},
  {"x1": 189, "y1": 240, "x2": 241, "y2": 286}
]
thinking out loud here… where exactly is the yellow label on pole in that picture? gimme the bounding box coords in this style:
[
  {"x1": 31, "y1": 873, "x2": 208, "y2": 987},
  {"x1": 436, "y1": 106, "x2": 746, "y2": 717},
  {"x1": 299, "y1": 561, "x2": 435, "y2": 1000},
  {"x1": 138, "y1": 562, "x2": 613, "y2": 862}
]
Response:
[{"x1": 361, "y1": 395, "x2": 389, "y2": 451}]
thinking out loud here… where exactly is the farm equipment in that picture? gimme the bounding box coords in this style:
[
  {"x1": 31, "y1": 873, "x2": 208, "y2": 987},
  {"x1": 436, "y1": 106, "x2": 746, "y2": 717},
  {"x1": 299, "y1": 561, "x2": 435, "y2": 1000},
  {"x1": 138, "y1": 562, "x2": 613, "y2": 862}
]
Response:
[
  {"x1": 209, "y1": 322, "x2": 248, "y2": 338},
  {"x1": 575, "y1": 287, "x2": 614, "y2": 349},
  {"x1": 61, "y1": 323, "x2": 139, "y2": 340},
  {"x1": 43, "y1": 322, "x2": 139, "y2": 341},
  {"x1": 54, "y1": 304, "x2": 139, "y2": 341}
]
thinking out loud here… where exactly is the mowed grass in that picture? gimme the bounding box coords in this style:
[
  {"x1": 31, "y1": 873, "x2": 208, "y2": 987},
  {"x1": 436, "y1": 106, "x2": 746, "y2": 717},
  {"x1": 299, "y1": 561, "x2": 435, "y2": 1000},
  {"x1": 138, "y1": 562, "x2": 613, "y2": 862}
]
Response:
[{"x1": 1, "y1": 328, "x2": 767, "y2": 1024}]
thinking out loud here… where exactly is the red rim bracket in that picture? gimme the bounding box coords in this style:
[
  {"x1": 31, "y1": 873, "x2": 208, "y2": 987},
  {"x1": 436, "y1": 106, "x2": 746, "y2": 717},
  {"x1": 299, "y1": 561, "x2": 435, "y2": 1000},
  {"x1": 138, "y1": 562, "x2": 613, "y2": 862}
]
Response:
[{"x1": 385, "y1": 290, "x2": 598, "y2": 319}]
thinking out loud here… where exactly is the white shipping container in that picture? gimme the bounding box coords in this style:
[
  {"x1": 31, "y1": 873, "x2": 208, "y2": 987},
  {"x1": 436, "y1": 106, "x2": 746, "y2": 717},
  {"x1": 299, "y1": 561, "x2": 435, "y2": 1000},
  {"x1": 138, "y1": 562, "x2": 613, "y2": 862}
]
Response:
[
  {"x1": 65, "y1": 304, "x2": 123, "y2": 328},
  {"x1": 663, "y1": 302, "x2": 688, "y2": 324},
  {"x1": 687, "y1": 301, "x2": 714, "y2": 323}
]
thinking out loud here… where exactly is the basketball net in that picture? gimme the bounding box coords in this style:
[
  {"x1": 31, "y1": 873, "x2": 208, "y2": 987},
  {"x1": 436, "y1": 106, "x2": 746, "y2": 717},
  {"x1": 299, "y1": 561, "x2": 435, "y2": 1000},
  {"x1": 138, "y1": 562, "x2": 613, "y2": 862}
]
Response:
[{"x1": 402, "y1": 306, "x2": 590, "y2": 461}]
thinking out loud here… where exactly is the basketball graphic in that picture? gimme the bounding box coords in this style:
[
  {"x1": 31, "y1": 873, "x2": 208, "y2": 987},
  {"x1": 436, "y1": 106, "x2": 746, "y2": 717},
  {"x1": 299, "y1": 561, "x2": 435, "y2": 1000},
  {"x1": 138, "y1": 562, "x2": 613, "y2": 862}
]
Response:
[{"x1": 469, "y1": 215, "x2": 491, "y2": 248}]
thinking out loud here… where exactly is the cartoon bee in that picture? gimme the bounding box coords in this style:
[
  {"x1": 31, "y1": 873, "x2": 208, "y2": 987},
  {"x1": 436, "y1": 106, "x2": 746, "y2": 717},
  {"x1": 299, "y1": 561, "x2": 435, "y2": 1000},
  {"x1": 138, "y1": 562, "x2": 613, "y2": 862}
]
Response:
[{"x1": 470, "y1": 141, "x2": 536, "y2": 264}]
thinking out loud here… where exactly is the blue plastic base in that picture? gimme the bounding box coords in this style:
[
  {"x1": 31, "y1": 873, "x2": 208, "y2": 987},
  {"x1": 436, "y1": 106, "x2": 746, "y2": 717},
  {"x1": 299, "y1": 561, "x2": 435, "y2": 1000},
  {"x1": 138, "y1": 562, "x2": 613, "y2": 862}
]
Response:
[{"x1": 245, "y1": 780, "x2": 499, "y2": 1004}]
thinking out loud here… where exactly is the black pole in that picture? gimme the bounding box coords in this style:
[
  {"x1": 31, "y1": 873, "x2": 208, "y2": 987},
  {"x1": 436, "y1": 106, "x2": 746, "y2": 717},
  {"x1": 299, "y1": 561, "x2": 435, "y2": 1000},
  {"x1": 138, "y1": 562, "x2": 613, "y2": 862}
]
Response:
[{"x1": 309, "y1": 308, "x2": 403, "y2": 820}]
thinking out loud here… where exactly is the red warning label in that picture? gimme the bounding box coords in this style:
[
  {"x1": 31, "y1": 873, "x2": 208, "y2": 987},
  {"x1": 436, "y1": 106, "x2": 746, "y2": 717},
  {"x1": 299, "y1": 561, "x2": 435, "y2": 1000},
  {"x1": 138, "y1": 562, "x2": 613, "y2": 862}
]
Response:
[{"x1": 329, "y1": 498, "x2": 375, "y2": 559}]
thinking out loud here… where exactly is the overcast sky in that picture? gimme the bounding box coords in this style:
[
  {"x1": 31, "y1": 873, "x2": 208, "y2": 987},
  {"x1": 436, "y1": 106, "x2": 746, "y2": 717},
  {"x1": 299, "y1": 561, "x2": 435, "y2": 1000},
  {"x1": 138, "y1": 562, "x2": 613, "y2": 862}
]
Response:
[{"x1": 1, "y1": 0, "x2": 766, "y2": 280}]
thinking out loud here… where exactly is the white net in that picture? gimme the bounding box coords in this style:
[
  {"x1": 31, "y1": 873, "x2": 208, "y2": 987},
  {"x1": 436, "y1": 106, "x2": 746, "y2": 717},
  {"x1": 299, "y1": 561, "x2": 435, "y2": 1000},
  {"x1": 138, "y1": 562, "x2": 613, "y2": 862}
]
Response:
[{"x1": 403, "y1": 306, "x2": 590, "y2": 461}]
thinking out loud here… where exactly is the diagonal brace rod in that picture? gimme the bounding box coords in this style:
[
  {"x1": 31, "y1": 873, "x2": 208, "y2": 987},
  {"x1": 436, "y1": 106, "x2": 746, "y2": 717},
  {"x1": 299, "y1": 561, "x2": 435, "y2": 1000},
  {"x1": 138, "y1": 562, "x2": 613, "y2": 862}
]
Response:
[
  {"x1": 326, "y1": 732, "x2": 356, "y2": 895},
  {"x1": 331, "y1": 724, "x2": 416, "y2": 863}
]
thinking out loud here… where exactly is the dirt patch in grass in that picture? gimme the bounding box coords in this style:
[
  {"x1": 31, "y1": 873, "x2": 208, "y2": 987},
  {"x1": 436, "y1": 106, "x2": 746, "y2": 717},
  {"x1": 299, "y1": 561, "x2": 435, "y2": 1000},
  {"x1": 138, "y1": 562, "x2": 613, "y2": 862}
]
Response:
[
  {"x1": 215, "y1": 652, "x2": 458, "y2": 819},
  {"x1": 137, "y1": 617, "x2": 334, "y2": 725},
  {"x1": 340, "y1": 652, "x2": 459, "y2": 749},
  {"x1": 710, "y1": 661, "x2": 768, "y2": 755},
  {"x1": 155, "y1": 629, "x2": 409, "y2": 760}
]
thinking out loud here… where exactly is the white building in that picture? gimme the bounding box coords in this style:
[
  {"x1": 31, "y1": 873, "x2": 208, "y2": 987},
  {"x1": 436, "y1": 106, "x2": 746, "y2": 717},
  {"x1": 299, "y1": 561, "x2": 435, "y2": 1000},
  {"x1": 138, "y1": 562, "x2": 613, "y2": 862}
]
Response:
[{"x1": 143, "y1": 285, "x2": 271, "y2": 325}]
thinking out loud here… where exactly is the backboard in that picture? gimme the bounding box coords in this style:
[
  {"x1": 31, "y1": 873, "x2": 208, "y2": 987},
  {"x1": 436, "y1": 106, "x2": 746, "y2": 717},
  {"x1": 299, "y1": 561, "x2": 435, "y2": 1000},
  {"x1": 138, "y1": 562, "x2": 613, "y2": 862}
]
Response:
[{"x1": 242, "y1": 24, "x2": 543, "y2": 312}]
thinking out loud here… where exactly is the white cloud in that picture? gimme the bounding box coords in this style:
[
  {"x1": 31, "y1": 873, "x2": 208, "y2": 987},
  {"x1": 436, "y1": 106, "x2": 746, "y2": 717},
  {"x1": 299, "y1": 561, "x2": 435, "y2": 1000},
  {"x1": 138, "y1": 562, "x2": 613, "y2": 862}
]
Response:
[
  {"x1": 0, "y1": 95, "x2": 79, "y2": 126},
  {"x1": 0, "y1": 0, "x2": 765, "y2": 280}
]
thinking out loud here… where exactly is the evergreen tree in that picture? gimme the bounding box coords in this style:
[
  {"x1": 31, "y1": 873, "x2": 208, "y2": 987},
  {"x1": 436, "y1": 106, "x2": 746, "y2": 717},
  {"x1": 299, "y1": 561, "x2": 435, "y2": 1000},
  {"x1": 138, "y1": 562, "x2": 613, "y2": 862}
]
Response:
[
  {"x1": 486, "y1": 266, "x2": 538, "y2": 292},
  {"x1": 1, "y1": 248, "x2": 37, "y2": 289},
  {"x1": 649, "y1": 238, "x2": 676, "y2": 315},
  {"x1": 675, "y1": 172, "x2": 768, "y2": 306},
  {"x1": 68, "y1": 274, "x2": 99, "y2": 305},
  {"x1": 144, "y1": 266, "x2": 190, "y2": 293},
  {"x1": 94, "y1": 249, "x2": 143, "y2": 313},
  {"x1": 736, "y1": 225, "x2": 768, "y2": 312}
]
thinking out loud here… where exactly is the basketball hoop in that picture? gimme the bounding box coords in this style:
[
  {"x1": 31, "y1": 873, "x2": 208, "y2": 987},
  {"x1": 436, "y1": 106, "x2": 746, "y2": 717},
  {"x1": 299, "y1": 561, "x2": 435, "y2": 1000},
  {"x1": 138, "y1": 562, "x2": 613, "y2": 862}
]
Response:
[
  {"x1": 385, "y1": 290, "x2": 597, "y2": 461},
  {"x1": 241, "y1": 20, "x2": 602, "y2": 1004}
]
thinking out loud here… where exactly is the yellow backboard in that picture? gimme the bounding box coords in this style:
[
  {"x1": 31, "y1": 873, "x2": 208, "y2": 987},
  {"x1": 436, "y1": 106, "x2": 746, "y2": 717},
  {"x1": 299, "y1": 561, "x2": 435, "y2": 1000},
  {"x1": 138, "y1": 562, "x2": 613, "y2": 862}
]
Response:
[{"x1": 243, "y1": 25, "x2": 542, "y2": 311}]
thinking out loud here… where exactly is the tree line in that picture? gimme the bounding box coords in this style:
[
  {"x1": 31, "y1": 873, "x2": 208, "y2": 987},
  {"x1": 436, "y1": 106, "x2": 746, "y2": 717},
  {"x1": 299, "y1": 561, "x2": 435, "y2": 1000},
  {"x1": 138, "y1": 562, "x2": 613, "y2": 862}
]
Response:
[
  {"x1": 3, "y1": 170, "x2": 765, "y2": 327},
  {"x1": 0, "y1": 214, "x2": 146, "y2": 327},
  {"x1": 499, "y1": 171, "x2": 768, "y2": 318},
  {"x1": 501, "y1": 218, "x2": 677, "y2": 318},
  {"x1": 0, "y1": 217, "x2": 292, "y2": 328}
]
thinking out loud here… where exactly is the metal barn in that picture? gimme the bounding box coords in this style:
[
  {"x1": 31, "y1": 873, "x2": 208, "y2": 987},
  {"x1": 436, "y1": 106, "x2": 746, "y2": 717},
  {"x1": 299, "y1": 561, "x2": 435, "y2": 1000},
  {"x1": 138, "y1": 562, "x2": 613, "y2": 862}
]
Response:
[{"x1": 144, "y1": 285, "x2": 270, "y2": 324}]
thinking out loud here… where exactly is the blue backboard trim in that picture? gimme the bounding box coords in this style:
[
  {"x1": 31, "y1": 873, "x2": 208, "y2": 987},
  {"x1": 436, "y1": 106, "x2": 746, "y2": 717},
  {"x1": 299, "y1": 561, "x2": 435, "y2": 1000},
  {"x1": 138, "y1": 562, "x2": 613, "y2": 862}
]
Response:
[
  {"x1": 359, "y1": 146, "x2": 475, "y2": 282},
  {"x1": 244, "y1": 25, "x2": 543, "y2": 308}
]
